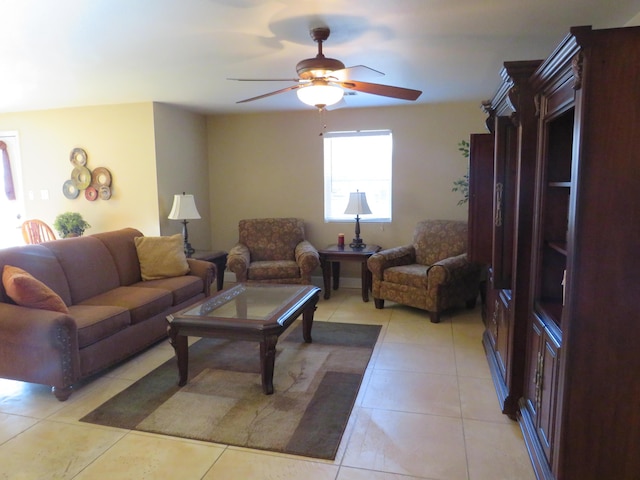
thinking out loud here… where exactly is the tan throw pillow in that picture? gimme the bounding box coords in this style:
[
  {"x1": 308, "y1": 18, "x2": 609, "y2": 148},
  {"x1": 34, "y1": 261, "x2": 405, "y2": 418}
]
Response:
[
  {"x1": 134, "y1": 234, "x2": 189, "y2": 281},
  {"x1": 2, "y1": 265, "x2": 69, "y2": 313}
]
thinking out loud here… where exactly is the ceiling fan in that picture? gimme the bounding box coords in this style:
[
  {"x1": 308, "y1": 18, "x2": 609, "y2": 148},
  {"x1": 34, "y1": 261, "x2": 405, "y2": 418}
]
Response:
[{"x1": 229, "y1": 27, "x2": 422, "y2": 109}]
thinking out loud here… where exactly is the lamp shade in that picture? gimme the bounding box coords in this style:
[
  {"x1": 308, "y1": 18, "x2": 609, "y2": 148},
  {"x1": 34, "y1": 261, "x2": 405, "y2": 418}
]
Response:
[
  {"x1": 296, "y1": 82, "x2": 344, "y2": 108},
  {"x1": 168, "y1": 193, "x2": 201, "y2": 220},
  {"x1": 344, "y1": 191, "x2": 372, "y2": 215}
]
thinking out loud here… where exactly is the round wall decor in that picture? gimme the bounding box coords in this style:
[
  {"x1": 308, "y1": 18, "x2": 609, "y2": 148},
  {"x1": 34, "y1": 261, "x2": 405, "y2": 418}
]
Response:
[
  {"x1": 85, "y1": 186, "x2": 98, "y2": 201},
  {"x1": 62, "y1": 179, "x2": 80, "y2": 199},
  {"x1": 71, "y1": 166, "x2": 91, "y2": 190},
  {"x1": 91, "y1": 167, "x2": 112, "y2": 187},
  {"x1": 69, "y1": 148, "x2": 88, "y2": 166},
  {"x1": 98, "y1": 185, "x2": 112, "y2": 200}
]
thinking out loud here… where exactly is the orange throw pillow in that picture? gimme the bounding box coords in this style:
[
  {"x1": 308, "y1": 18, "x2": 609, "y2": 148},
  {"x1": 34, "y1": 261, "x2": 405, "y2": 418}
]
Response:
[{"x1": 2, "y1": 265, "x2": 69, "y2": 313}]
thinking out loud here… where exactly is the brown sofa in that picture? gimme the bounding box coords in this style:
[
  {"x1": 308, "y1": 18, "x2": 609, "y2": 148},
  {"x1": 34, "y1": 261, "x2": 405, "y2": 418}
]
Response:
[{"x1": 0, "y1": 228, "x2": 215, "y2": 401}]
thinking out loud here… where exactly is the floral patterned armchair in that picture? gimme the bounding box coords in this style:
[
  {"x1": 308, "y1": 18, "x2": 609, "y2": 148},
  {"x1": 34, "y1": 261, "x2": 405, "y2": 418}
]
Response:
[
  {"x1": 367, "y1": 220, "x2": 481, "y2": 323},
  {"x1": 227, "y1": 218, "x2": 320, "y2": 284}
]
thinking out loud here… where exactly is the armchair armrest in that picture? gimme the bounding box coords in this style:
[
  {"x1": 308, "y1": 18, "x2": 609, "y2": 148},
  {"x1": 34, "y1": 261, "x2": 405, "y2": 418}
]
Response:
[
  {"x1": 186, "y1": 258, "x2": 216, "y2": 297},
  {"x1": 295, "y1": 240, "x2": 320, "y2": 275},
  {"x1": 367, "y1": 245, "x2": 416, "y2": 280},
  {"x1": 227, "y1": 243, "x2": 250, "y2": 282},
  {"x1": 426, "y1": 253, "x2": 475, "y2": 286}
]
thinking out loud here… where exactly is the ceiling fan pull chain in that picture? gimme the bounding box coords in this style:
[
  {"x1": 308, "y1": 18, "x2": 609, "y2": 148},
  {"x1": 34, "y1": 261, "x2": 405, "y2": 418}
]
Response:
[{"x1": 318, "y1": 107, "x2": 328, "y2": 136}]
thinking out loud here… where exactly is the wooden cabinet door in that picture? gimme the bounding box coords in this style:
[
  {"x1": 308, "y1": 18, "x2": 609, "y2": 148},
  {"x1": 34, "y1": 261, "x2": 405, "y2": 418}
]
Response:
[
  {"x1": 522, "y1": 313, "x2": 561, "y2": 470},
  {"x1": 467, "y1": 132, "x2": 494, "y2": 265},
  {"x1": 537, "y1": 329, "x2": 560, "y2": 464},
  {"x1": 491, "y1": 116, "x2": 517, "y2": 289},
  {"x1": 495, "y1": 289, "x2": 511, "y2": 380}
]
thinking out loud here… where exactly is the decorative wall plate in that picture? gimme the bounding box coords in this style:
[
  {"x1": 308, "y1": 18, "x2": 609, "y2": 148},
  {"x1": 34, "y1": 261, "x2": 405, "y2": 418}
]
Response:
[
  {"x1": 91, "y1": 167, "x2": 112, "y2": 187},
  {"x1": 70, "y1": 148, "x2": 88, "y2": 166},
  {"x1": 98, "y1": 185, "x2": 112, "y2": 200},
  {"x1": 71, "y1": 166, "x2": 91, "y2": 189},
  {"x1": 85, "y1": 186, "x2": 98, "y2": 201},
  {"x1": 62, "y1": 179, "x2": 80, "y2": 199}
]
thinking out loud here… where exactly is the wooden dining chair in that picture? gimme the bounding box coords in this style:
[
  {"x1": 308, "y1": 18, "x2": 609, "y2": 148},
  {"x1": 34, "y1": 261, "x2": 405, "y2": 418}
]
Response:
[{"x1": 21, "y1": 219, "x2": 56, "y2": 244}]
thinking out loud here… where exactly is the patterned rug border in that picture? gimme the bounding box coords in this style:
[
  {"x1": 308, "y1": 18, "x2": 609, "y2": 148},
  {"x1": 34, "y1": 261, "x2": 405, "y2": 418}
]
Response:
[{"x1": 80, "y1": 321, "x2": 381, "y2": 460}]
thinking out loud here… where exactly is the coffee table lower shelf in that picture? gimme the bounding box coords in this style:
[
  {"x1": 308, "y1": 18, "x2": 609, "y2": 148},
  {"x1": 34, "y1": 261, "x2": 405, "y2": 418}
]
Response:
[{"x1": 166, "y1": 284, "x2": 320, "y2": 395}]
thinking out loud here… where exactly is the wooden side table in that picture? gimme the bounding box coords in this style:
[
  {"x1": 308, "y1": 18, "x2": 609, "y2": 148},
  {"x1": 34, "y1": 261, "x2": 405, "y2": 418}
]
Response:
[
  {"x1": 191, "y1": 250, "x2": 227, "y2": 291},
  {"x1": 318, "y1": 244, "x2": 381, "y2": 302}
]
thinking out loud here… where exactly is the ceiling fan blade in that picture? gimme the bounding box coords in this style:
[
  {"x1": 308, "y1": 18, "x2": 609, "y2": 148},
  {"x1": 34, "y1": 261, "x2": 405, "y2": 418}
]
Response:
[
  {"x1": 228, "y1": 77, "x2": 300, "y2": 82},
  {"x1": 236, "y1": 84, "x2": 301, "y2": 103},
  {"x1": 337, "y1": 80, "x2": 422, "y2": 101},
  {"x1": 331, "y1": 65, "x2": 384, "y2": 81}
]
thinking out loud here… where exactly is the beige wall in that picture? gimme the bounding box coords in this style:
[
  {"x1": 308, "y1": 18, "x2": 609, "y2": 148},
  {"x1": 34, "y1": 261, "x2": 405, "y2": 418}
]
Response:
[
  {"x1": 1, "y1": 100, "x2": 488, "y2": 281},
  {"x1": 0, "y1": 103, "x2": 161, "y2": 237},
  {"x1": 207, "y1": 102, "x2": 488, "y2": 261},
  {"x1": 153, "y1": 103, "x2": 211, "y2": 250}
]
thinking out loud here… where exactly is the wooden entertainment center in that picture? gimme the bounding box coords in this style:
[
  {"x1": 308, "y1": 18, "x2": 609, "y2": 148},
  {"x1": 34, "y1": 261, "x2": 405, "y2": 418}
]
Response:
[{"x1": 469, "y1": 25, "x2": 640, "y2": 480}]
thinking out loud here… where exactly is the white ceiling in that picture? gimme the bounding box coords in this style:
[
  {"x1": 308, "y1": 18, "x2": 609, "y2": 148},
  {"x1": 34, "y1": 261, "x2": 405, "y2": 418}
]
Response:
[{"x1": 1, "y1": 0, "x2": 639, "y2": 115}]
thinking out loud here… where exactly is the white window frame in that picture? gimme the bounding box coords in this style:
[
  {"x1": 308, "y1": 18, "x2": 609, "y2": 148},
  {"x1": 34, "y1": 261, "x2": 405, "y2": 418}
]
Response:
[{"x1": 323, "y1": 129, "x2": 392, "y2": 223}]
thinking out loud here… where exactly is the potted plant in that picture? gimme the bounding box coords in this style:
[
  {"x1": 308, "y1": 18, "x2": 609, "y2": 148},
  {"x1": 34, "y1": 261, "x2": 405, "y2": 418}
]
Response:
[
  {"x1": 54, "y1": 212, "x2": 91, "y2": 238},
  {"x1": 452, "y1": 139, "x2": 470, "y2": 205}
]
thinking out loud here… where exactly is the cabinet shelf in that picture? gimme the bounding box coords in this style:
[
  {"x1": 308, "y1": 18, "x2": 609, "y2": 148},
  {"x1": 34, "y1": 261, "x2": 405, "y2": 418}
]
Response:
[
  {"x1": 548, "y1": 181, "x2": 571, "y2": 188},
  {"x1": 535, "y1": 300, "x2": 564, "y2": 330}
]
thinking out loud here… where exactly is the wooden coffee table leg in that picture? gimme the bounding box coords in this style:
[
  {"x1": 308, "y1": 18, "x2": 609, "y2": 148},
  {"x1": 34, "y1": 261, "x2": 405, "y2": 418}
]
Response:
[
  {"x1": 302, "y1": 292, "x2": 319, "y2": 343},
  {"x1": 260, "y1": 335, "x2": 278, "y2": 395},
  {"x1": 168, "y1": 326, "x2": 189, "y2": 386}
]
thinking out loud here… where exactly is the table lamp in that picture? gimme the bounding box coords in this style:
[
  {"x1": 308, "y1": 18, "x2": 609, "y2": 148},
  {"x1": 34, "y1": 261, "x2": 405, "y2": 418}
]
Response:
[
  {"x1": 344, "y1": 190, "x2": 372, "y2": 248},
  {"x1": 168, "y1": 192, "x2": 201, "y2": 257}
]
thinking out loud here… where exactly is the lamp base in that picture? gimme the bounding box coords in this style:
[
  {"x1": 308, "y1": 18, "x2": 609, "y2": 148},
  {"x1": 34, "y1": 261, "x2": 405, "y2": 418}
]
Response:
[
  {"x1": 181, "y1": 219, "x2": 195, "y2": 258},
  {"x1": 349, "y1": 238, "x2": 366, "y2": 249}
]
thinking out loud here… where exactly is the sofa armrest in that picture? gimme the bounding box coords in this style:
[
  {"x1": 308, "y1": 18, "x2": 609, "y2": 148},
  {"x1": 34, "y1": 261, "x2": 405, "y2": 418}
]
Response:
[
  {"x1": 367, "y1": 245, "x2": 416, "y2": 280},
  {"x1": 227, "y1": 243, "x2": 250, "y2": 282},
  {"x1": 295, "y1": 240, "x2": 320, "y2": 276},
  {"x1": 0, "y1": 302, "x2": 80, "y2": 391},
  {"x1": 186, "y1": 258, "x2": 216, "y2": 297}
]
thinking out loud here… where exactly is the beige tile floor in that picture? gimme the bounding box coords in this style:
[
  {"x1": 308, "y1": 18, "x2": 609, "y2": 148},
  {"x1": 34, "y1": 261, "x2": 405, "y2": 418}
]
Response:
[{"x1": 0, "y1": 287, "x2": 535, "y2": 480}]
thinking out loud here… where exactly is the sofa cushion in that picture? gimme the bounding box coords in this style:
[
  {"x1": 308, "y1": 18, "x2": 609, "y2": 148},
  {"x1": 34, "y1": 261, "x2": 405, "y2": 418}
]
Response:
[
  {"x1": 0, "y1": 244, "x2": 72, "y2": 305},
  {"x1": 2, "y1": 265, "x2": 69, "y2": 313},
  {"x1": 413, "y1": 220, "x2": 468, "y2": 266},
  {"x1": 238, "y1": 218, "x2": 304, "y2": 261},
  {"x1": 92, "y1": 228, "x2": 144, "y2": 286},
  {"x1": 248, "y1": 260, "x2": 300, "y2": 281},
  {"x1": 133, "y1": 275, "x2": 203, "y2": 306},
  {"x1": 43, "y1": 236, "x2": 121, "y2": 304},
  {"x1": 67, "y1": 304, "x2": 130, "y2": 348},
  {"x1": 134, "y1": 234, "x2": 189, "y2": 281},
  {"x1": 78, "y1": 286, "x2": 172, "y2": 324}
]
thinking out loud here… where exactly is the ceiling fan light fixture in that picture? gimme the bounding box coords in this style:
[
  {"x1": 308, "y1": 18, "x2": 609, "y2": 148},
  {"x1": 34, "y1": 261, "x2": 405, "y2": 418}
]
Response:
[{"x1": 296, "y1": 83, "x2": 343, "y2": 108}]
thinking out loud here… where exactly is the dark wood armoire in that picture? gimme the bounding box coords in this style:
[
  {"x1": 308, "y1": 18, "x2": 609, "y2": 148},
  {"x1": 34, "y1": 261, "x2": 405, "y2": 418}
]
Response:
[{"x1": 469, "y1": 25, "x2": 640, "y2": 480}]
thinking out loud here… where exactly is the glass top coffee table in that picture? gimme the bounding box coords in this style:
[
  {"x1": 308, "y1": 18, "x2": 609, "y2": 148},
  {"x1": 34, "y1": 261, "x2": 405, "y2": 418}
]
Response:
[{"x1": 166, "y1": 283, "x2": 321, "y2": 394}]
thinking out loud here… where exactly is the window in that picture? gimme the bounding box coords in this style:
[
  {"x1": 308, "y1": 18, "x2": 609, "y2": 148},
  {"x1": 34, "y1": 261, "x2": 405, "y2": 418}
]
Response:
[{"x1": 323, "y1": 130, "x2": 392, "y2": 222}]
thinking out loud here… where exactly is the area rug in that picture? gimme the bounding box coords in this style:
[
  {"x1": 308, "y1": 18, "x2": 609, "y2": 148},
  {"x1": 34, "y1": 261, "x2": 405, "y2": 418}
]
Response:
[{"x1": 81, "y1": 321, "x2": 381, "y2": 460}]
